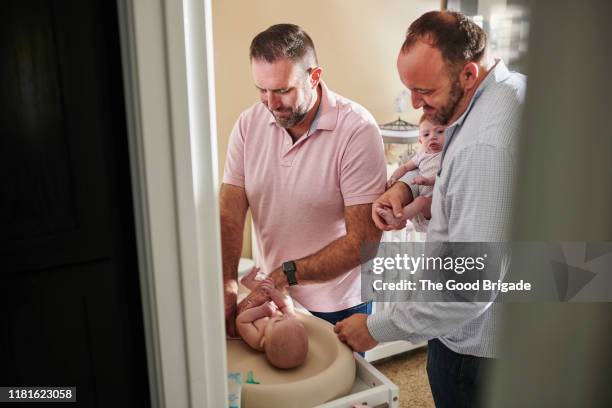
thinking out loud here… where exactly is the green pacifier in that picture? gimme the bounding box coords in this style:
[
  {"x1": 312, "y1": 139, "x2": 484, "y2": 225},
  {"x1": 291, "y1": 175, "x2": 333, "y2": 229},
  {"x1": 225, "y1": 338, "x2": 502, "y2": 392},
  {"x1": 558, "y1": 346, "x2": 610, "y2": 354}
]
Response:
[{"x1": 245, "y1": 370, "x2": 260, "y2": 384}]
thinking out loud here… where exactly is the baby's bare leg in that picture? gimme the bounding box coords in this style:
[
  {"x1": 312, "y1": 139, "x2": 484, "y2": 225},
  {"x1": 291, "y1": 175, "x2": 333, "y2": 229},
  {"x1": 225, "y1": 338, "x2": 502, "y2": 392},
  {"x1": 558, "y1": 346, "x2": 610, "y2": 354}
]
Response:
[
  {"x1": 401, "y1": 196, "x2": 431, "y2": 220},
  {"x1": 376, "y1": 206, "x2": 405, "y2": 226}
]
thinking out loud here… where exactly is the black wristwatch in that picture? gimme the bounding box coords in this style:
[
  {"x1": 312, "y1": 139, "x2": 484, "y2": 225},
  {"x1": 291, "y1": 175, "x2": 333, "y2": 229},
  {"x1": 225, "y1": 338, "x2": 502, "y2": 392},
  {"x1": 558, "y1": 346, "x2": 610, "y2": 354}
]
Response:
[{"x1": 282, "y1": 261, "x2": 298, "y2": 286}]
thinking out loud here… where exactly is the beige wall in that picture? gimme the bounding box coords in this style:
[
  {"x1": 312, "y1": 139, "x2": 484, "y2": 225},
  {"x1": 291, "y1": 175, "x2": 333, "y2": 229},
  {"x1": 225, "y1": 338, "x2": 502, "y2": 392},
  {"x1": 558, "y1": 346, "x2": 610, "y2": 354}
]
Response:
[{"x1": 212, "y1": 0, "x2": 440, "y2": 257}]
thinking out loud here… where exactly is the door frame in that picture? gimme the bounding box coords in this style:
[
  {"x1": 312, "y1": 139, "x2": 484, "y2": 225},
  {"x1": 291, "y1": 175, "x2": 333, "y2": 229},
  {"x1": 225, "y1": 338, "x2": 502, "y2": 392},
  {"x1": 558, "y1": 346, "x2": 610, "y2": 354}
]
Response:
[{"x1": 116, "y1": 0, "x2": 226, "y2": 407}]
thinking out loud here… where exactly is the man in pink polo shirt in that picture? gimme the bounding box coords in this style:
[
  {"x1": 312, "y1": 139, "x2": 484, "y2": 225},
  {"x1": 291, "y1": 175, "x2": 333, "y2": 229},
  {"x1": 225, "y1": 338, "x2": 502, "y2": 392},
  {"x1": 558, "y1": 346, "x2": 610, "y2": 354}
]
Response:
[{"x1": 221, "y1": 24, "x2": 386, "y2": 336}]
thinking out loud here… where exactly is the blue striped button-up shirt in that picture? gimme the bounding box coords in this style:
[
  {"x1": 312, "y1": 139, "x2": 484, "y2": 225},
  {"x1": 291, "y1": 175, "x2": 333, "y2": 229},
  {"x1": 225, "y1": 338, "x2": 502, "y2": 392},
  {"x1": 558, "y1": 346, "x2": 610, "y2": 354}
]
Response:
[{"x1": 367, "y1": 60, "x2": 526, "y2": 357}]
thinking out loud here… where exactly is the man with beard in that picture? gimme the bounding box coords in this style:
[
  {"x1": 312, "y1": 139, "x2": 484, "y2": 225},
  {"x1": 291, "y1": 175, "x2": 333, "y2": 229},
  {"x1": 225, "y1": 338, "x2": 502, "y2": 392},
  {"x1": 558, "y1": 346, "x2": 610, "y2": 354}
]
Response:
[
  {"x1": 335, "y1": 11, "x2": 526, "y2": 408},
  {"x1": 221, "y1": 24, "x2": 386, "y2": 337}
]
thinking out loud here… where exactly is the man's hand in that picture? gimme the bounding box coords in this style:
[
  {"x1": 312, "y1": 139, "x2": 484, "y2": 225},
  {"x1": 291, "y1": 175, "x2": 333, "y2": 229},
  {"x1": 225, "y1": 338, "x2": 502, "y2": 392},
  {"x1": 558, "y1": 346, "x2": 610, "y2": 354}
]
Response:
[
  {"x1": 237, "y1": 267, "x2": 287, "y2": 316},
  {"x1": 334, "y1": 314, "x2": 379, "y2": 352},
  {"x1": 372, "y1": 182, "x2": 411, "y2": 231},
  {"x1": 236, "y1": 283, "x2": 269, "y2": 315},
  {"x1": 267, "y1": 267, "x2": 289, "y2": 291},
  {"x1": 224, "y1": 280, "x2": 238, "y2": 337},
  {"x1": 260, "y1": 278, "x2": 278, "y2": 296}
]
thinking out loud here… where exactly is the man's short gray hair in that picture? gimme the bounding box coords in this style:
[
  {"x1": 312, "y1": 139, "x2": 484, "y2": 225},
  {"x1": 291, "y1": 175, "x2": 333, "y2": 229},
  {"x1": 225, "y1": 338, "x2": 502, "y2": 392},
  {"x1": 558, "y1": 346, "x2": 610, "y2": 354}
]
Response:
[{"x1": 249, "y1": 24, "x2": 318, "y2": 68}]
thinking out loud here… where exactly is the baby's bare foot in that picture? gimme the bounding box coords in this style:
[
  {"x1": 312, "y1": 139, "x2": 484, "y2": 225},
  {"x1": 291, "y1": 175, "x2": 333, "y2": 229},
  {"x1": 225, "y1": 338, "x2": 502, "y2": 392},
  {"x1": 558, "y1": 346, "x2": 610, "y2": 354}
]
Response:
[{"x1": 376, "y1": 207, "x2": 404, "y2": 226}]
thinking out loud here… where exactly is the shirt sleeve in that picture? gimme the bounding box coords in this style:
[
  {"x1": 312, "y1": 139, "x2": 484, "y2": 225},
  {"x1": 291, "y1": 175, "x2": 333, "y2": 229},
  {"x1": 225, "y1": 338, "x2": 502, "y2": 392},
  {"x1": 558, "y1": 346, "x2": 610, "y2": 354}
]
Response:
[
  {"x1": 339, "y1": 121, "x2": 387, "y2": 206},
  {"x1": 367, "y1": 300, "x2": 495, "y2": 344},
  {"x1": 222, "y1": 115, "x2": 246, "y2": 188},
  {"x1": 367, "y1": 144, "x2": 515, "y2": 343}
]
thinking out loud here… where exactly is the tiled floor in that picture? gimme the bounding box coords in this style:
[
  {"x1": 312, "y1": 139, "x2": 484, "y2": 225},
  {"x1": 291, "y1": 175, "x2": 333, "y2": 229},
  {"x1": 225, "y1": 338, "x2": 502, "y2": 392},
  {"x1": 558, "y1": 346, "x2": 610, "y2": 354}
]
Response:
[{"x1": 373, "y1": 347, "x2": 435, "y2": 408}]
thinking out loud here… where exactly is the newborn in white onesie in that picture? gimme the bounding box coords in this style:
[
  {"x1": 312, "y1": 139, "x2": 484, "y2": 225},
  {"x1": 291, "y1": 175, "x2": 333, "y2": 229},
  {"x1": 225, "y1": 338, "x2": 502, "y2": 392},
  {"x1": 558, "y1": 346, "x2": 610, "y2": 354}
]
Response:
[{"x1": 380, "y1": 117, "x2": 446, "y2": 232}]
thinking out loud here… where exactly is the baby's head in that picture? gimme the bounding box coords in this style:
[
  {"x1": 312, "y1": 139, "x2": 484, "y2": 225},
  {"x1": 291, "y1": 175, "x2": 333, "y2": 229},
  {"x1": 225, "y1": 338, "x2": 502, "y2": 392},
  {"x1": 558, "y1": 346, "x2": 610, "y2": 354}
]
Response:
[
  {"x1": 263, "y1": 315, "x2": 308, "y2": 369},
  {"x1": 418, "y1": 115, "x2": 446, "y2": 153}
]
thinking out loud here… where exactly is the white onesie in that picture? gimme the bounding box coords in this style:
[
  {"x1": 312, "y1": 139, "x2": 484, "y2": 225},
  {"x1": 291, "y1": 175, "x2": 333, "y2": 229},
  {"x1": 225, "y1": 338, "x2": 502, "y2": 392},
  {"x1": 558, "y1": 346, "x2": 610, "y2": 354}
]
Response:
[{"x1": 408, "y1": 150, "x2": 442, "y2": 232}]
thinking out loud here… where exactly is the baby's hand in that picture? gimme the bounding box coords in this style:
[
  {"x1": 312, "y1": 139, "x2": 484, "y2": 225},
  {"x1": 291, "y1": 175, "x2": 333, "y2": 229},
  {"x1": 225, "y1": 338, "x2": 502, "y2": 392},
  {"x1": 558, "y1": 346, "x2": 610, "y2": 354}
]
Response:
[
  {"x1": 411, "y1": 175, "x2": 435, "y2": 186},
  {"x1": 376, "y1": 206, "x2": 404, "y2": 226},
  {"x1": 260, "y1": 278, "x2": 276, "y2": 295},
  {"x1": 386, "y1": 176, "x2": 398, "y2": 189},
  {"x1": 262, "y1": 301, "x2": 277, "y2": 316}
]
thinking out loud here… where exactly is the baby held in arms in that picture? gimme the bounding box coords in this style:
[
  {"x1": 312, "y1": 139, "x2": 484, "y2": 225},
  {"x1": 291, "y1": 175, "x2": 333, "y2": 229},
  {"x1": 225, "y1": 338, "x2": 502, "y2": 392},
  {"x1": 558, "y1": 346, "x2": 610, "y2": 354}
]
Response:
[
  {"x1": 379, "y1": 116, "x2": 446, "y2": 231},
  {"x1": 237, "y1": 271, "x2": 308, "y2": 369}
]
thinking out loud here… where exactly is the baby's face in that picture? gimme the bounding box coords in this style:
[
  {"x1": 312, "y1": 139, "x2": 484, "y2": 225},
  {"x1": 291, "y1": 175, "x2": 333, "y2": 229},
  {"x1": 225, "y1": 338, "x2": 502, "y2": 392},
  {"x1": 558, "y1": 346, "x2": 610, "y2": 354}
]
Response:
[{"x1": 419, "y1": 120, "x2": 446, "y2": 153}]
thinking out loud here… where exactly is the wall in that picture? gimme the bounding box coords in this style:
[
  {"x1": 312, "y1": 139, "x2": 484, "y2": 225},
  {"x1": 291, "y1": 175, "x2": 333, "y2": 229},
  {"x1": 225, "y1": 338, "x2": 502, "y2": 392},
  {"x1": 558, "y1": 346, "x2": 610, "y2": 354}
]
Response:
[{"x1": 212, "y1": 0, "x2": 440, "y2": 257}]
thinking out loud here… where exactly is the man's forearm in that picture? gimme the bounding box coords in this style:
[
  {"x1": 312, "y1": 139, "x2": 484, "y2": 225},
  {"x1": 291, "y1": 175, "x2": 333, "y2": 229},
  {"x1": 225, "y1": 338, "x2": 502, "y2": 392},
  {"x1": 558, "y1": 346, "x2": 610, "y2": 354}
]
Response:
[
  {"x1": 294, "y1": 204, "x2": 382, "y2": 284},
  {"x1": 295, "y1": 234, "x2": 370, "y2": 283},
  {"x1": 220, "y1": 184, "x2": 249, "y2": 286},
  {"x1": 221, "y1": 215, "x2": 243, "y2": 286}
]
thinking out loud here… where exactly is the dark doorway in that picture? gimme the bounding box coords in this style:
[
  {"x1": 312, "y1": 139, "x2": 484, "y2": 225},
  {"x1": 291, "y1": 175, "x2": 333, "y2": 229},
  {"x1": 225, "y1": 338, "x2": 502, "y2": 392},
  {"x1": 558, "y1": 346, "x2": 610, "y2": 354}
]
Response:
[{"x1": 0, "y1": 0, "x2": 150, "y2": 406}]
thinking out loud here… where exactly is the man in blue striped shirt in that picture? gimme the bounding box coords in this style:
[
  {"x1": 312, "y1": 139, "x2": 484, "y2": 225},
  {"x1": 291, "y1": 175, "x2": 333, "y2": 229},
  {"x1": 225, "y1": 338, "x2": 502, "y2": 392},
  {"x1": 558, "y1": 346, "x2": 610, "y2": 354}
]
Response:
[{"x1": 335, "y1": 11, "x2": 526, "y2": 408}]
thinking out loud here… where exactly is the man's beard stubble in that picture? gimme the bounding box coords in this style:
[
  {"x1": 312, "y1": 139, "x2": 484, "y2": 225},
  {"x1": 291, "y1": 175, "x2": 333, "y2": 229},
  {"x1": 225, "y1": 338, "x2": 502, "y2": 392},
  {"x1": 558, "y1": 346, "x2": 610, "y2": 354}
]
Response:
[
  {"x1": 272, "y1": 83, "x2": 313, "y2": 129},
  {"x1": 431, "y1": 74, "x2": 464, "y2": 126}
]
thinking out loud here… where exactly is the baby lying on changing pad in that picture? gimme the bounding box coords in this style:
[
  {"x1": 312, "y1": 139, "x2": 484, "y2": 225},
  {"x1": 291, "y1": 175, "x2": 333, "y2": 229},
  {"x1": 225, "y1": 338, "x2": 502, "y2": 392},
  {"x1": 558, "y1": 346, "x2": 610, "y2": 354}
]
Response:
[{"x1": 237, "y1": 272, "x2": 308, "y2": 369}]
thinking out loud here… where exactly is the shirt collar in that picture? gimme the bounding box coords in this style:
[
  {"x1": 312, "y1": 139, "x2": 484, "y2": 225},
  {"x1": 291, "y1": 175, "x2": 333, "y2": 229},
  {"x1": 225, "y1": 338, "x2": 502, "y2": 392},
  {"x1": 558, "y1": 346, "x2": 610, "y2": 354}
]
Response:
[
  {"x1": 267, "y1": 80, "x2": 339, "y2": 131},
  {"x1": 447, "y1": 59, "x2": 511, "y2": 129}
]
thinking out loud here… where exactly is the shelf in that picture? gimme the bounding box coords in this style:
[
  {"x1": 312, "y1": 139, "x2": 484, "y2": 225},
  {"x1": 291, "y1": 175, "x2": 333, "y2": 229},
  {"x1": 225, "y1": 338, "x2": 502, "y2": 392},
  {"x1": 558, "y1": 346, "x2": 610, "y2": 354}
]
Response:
[{"x1": 381, "y1": 128, "x2": 420, "y2": 144}]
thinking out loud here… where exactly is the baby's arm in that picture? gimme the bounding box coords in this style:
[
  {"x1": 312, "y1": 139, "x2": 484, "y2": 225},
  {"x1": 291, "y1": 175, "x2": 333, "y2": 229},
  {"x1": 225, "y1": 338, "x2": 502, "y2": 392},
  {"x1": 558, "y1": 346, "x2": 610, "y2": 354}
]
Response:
[
  {"x1": 261, "y1": 279, "x2": 296, "y2": 317},
  {"x1": 388, "y1": 160, "x2": 419, "y2": 187},
  {"x1": 236, "y1": 302, "x2": 275, "y2": 350}
]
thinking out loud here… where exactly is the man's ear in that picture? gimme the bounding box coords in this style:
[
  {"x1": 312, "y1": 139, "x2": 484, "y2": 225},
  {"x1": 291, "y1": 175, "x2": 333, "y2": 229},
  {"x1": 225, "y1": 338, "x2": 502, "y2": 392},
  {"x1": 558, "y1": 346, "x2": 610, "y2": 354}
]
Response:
[
  {"x1": 461, "y1": 62, "x2": 480, "y2": 91},
  {"x1": 309, "y1": 66, "x2": 322, "y2": 88}
]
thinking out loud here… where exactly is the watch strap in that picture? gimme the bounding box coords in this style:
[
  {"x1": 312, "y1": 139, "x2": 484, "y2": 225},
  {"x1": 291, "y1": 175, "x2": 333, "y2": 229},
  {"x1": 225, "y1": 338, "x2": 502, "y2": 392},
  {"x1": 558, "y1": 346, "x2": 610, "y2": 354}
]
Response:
[{"x1": 282, "y1": 261, "x2": 298, "y2": 286}]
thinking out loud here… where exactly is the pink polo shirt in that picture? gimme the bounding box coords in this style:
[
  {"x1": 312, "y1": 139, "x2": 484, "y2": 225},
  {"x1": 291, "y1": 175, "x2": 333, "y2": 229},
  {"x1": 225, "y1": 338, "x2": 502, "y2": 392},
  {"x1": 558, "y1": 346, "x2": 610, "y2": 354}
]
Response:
[{"x1": 223, "y1": 81, "x2": 386, "y2": 312}]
